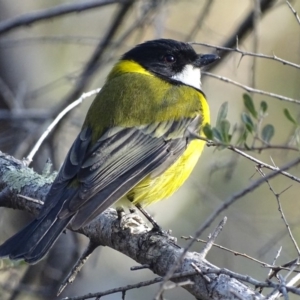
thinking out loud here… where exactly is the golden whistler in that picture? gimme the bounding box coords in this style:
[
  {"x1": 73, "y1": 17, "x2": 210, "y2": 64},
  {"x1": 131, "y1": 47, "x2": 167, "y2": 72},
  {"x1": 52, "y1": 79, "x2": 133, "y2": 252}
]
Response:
[{"x1": 0, "y1": 39, "x2": 218, "y2": 263}]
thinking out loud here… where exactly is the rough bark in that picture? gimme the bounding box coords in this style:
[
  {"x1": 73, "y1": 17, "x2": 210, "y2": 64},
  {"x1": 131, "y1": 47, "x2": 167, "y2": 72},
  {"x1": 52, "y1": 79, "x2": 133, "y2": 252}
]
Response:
[{"x1": 0, "y1": 151, "x2": 264, "y2": 300}]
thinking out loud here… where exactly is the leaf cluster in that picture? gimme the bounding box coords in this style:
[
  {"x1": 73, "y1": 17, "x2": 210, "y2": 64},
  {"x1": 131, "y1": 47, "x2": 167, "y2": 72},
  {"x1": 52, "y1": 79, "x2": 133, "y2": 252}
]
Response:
[{"x1": 203, "y1": 93, "x2": 299, "y2": 150}]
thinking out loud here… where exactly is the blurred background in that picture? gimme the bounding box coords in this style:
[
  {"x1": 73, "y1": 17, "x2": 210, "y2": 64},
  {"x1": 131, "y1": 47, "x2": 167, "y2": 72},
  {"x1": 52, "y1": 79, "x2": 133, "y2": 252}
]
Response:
[{"x1": 0, "y1": 0, "x2": 300, "y2": 299}]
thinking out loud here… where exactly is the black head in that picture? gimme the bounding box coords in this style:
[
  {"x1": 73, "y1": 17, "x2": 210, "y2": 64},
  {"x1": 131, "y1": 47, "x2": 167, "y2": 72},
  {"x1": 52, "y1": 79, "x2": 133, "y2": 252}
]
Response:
[{"x1": 122, "y1": 39, "x2": 219, "y2": 89}]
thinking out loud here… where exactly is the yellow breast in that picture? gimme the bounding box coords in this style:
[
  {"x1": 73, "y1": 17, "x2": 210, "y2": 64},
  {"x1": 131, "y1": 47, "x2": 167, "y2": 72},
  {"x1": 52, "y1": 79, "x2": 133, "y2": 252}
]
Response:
[
  {"x1": 129, "y1": 92, "x2": 210, "y2": 206},
  {"x1": 129, "y1": 139, "x2": 206, "y2": 206}
]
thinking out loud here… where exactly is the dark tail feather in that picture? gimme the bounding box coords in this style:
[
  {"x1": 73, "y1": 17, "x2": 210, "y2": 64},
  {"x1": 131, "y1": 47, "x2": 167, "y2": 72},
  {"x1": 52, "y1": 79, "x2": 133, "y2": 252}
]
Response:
[
  {"x1": 24, "y1": 216, "x2": 72, "y2": 264},
  {"x1": 0, "y1": 219, "x2": 41, "y2": 257},
  {"x1": 0, "y1": 206, "x2": 73, "y2": 264}
]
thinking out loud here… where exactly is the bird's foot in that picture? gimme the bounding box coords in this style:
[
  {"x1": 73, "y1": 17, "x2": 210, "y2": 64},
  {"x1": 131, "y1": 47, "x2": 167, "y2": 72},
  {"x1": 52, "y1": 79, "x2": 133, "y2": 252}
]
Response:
[
  {"x1": 134, "y1": 203, "x2": 168, "y2": 235},
  {"x1": 116, "y1": 206, "x2": 150, "y2": 234}
]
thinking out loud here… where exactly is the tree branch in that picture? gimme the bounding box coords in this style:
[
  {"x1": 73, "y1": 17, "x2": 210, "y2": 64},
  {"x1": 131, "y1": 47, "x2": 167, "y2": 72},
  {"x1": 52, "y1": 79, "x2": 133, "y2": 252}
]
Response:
[
  {"x1": 0, "y1": 0, "x2": 127, "y2": 36},
  {"x1": 0, "y1": 151, "x2": 265, "y2": 300}
]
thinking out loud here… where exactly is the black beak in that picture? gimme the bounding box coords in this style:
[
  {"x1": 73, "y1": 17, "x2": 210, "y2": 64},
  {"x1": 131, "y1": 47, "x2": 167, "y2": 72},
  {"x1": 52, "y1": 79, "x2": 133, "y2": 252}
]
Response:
[{"x1": 194, "y1": 54, "x2": 220, "y2": 67}]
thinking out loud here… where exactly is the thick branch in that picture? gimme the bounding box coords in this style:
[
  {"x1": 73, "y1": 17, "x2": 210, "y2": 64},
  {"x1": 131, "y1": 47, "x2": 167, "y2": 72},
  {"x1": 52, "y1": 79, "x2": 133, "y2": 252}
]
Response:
[{"x1": 0, "y1": 151, "x2": 264, "y2": 300}]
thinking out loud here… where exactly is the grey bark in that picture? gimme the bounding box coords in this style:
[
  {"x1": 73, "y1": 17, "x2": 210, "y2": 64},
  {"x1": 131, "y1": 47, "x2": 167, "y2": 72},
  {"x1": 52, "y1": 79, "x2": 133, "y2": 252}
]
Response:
[{"x1": 0, "y1": 151, "x2": 264, "y2": 300}]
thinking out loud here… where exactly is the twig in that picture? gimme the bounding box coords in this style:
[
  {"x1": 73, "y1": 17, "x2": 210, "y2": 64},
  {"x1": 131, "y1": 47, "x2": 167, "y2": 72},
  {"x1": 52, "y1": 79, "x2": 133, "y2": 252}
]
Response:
[
  {"x1": 25, "y1": 89, "x2": 100, "y2": 165},
  {"x1": 268, "y1": 247, "x2": 282, "y2": 277},
  {"x1": 17, "y1": 194, "x2": 44, "y2": 205},
  {"x1": 199, "y1": 217, "x2": 227, "y2": 259},
  {"x1": 256, "y1": 168, "x2": 300, "y2": 256},
  {"x1": 286, "y1": 0, "x2": 300, "y2": 26},
  {"x1": 182, "y1": 236, "x2": 294, "y2": 272},
  {"x1": 230, "y1": 147, "x2": 300, "y2": 183},
  {"x1": 191, "y1": 42, "x2": 300, "y2": 70},
  {"x1": 0, "y1": 0, "x2": 126, "y2": 36},
  {"x1": 130, "y1": 264, "x2": 150, "y2": 271},
  {"x1": 199, "y1": 137, "x2": 300, "y2": 184},
  {"x1": 241, "y1": 144, "x2": 299, "y2": 152},
  {"x1": 60, "y1": 270, "x2": 198, "y2": 300},
  {"x1": 163, "y1": 280, "x2": 194, "y2": 290},
  {"x1": 58, "y1": 241, "x2": 99, "y2": 296},
  {"x1": 203, "y1": 72, "x2": 300, "y2": 104},
  {"x1": 190, "y1": 263, "x2": 211, "y2": 283}
]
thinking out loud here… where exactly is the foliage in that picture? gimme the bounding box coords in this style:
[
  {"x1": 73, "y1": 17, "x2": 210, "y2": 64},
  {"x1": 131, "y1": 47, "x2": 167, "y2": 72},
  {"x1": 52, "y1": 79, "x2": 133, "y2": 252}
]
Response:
[{"x1": 203, "y1": 93, "x2": 300, "y2": 150}]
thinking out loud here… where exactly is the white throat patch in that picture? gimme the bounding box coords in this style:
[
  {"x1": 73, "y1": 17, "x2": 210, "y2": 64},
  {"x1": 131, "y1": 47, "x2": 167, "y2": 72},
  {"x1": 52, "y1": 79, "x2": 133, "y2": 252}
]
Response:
[{"x1": 171, "y1": 64, "x2": 201, "y2": 90}]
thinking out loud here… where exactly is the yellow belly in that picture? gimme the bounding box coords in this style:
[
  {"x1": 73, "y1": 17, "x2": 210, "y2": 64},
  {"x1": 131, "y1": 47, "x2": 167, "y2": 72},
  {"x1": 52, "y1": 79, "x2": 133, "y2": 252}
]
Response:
[{"x1": 128, "y1": 139, "x2": 205, "y2": 206}]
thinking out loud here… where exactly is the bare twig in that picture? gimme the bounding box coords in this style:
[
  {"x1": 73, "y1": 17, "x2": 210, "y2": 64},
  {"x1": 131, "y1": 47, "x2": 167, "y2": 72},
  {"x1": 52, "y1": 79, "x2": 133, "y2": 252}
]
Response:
[
  {"x1": 198, "y1": 136, "x2": 300, "y2": 184},
  {"x1": 229, "y1": 147, "x2": 300, "y2": 183},
  {"x1": 58, "y1": 242, "x2": 99, "y2": 296},
  {"x1": 130, "y1": 264, "x2": 150, "y2": 271},
  {"x1": 286, "y1": 0, "x2": 300, "y2": 26},
  {"x1": 190, "y1": 263, "x2": 211, "y2": 283},
  {"x1": 257, "y1": 167, "x2": 300, "y2": 256},
  {"x1": 199, "y1": 217, "x2": 227, "y2": 259},
  {"x1": 192, "y1": 42, "x2": 300, "y2": 70},
  {"x1": 268, "y1": 247, "x2": 282, "y2": 277},
  {"x1": 203, "y1": 72, "x2": 300, "y2": 104},
  {"x1": 182, "y1": 236, "x2": 296, "y2": 273},
  {"x1": 0, "y1": 0, "x2": 126, "y2": 36},
  {"x1": 25, "y1": 89, "x2": 100, "y2": 165},
  {"x1": 241, "y1": 144, "x2": 299, "y2": 152},
  {"x1": 60, "y1": 271, "x2": 198, "y2": 300},
  {"x1": 17, "y1": 194, "x2": 44, "y2": 205}
]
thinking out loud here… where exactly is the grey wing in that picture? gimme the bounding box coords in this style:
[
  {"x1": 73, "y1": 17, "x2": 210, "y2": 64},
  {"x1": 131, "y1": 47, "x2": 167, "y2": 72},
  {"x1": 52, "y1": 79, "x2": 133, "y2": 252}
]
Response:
[{"x1": 52, "y1": 116, "x2": 201, "y2": 230}]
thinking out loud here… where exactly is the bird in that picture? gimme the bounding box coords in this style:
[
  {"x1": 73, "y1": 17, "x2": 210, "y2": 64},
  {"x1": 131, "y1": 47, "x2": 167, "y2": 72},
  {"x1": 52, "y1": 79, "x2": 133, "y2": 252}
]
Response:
[{"x1": 0, "y1": 39, "x2": 219, "y2": 264}]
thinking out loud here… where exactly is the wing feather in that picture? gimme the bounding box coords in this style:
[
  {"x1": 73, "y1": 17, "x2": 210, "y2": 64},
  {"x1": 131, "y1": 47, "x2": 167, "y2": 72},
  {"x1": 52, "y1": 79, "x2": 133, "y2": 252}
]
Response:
[{"x1": 53, "y1": 116, "x2": 200, "y2": 228}]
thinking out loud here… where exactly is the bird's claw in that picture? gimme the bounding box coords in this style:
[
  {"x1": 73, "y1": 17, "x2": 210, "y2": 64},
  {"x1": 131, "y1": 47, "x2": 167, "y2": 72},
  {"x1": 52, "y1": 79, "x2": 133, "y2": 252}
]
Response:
[{"x1": 117, "y1": 208, "x2": 150, "y2": 234}]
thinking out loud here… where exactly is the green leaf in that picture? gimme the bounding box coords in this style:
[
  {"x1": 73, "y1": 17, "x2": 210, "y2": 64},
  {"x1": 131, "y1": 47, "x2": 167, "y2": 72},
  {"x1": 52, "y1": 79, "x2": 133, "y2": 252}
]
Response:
[
  {"x1": 216, "y1": 102, "x2": 228, "y2": 129},
  {"x1": 241, "y1": 113, "x2": 254, "y2": 133},
  {"x1": 260, "y1": 101, "x2": 268, "y2": 114},
  {"x1": 261, "y1": 124, "x2": 274, "y2": 143},
  {"x1": 203, "y1": 124, "x2": 213, "y2": 140},
  {"x1": 220, "y1": 119, "x2": 231, "y2": 143},
  {"x1": 283, "y1": 108, "x2": 297, "y2": 125},
  {"x1": 243, "y1": 94, "x2": 257, "y2": 119},
  {"x1": 237, "y1": 129, "x2": 248, "y2": 145},
  {"x1": 212, "y1": 128, "x2": 223, "y2": 142}
]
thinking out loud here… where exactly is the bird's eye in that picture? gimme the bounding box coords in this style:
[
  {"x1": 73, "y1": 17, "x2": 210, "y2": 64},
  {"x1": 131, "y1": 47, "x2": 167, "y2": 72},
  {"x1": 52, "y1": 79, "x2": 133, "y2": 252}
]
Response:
[{"x1": 163, "y1": 55, "x2": 176, "y2": 63}]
